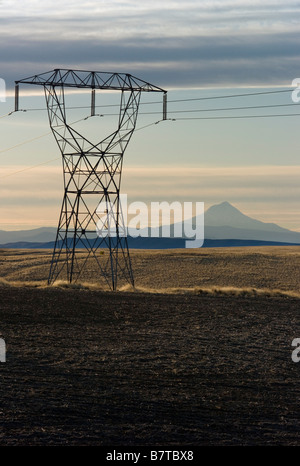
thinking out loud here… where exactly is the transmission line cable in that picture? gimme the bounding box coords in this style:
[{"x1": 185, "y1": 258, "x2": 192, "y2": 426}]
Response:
[
  {"x1": 0, "y1": 131, "x2": 52, "y2": 155},
  {"x1": 5, "y1": 87, "x2": 294, "y2": 113},
  {"x1": 0, "y1": 116, "x2": 91, "y2": 157},
  {"x1": 0, "y1": 157, "x2": 60, "y2": 179},
  {"x1": 0, "y1": 119, "x2": 162, "y2": 178},
  {"x1": 173, "y1": 113, "x2": 300, "y2": 121}
]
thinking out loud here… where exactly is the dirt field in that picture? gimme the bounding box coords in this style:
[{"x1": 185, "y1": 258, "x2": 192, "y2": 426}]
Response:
[
  {"x1": 1, "y1": 246, "x2": 300, "y2": 292},
  {"x1": 0, "y1": 247, "x2": 300, "y2": 446}
]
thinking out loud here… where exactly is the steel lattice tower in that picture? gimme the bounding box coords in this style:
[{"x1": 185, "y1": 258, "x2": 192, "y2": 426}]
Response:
[{"x1": 15, "y1": 69, "x2": 166, "y2": 290}]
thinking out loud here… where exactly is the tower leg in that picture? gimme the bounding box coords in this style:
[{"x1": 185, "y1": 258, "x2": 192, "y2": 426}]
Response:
[{"x1": 45, "y1": 86, "x2": 140, "y2": 290}]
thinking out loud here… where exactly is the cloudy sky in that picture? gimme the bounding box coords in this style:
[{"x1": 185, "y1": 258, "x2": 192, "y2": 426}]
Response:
[
  {"x1": 1, "y1": 0, "x2": 300, "y2": 89},
  {"x1": 1, "y1": 0, "x2": 300, "y2": 230}
]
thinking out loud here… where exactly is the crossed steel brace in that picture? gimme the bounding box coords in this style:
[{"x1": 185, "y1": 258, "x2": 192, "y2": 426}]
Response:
[{"x1": 15, "y1": 69, "x2": 166, "y2": 290}]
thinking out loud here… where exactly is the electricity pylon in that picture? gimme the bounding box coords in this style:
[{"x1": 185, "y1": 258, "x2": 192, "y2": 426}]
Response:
[{"x1": 15, "y1": 69, "x2": 167, "y2": 290}]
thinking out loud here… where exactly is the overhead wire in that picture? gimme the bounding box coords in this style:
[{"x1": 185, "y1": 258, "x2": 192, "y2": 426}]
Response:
[
  {"x1": 0, "y1": 86, "x2": 296, "y2": 127},
  {"x1": 164, "y1": 87, "x2": 293, "y2": 103},
  {"x1": 0, "y1": 114, "x2": 95, "y2": 157},
  {"x1": 148, "y1": 102, "x2": 299, "y2": 115},
  {"x1": 172, "y1": 113, "x2": 300, "y2": 121},
  {"x1": 0, "y1": 111, "x2": 16, "y2": 119},
  {"x1": 0, "y1": 130, "x2": 52, "y2": 155},
  {"x1": 18, "y1": 102, "x2": 298, "y2": 118},
  {"x1": 0, "y1": 86, "x2": 299, "y2": 179},
  {"x1": 12, "y1": 87, "x2": 294, "y2": 112},
  {"x1": 0, "y1": 118, "x2": 163, "y2": 178},
  {"x1": 0, "y1": 116, "x2": 84, "y2": 178},
  {"x1": 0, "y1": 157, "x2": 60, "y2": 179},
  {"x1": 19, "y1": 99, "x2": 300, "y2": 119},
  {"x1": 1, "y1": 92, "x2": 299, "y2": 158}
]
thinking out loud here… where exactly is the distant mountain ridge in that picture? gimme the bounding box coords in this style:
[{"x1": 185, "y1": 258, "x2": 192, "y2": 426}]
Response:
[
  {"x1": 0, "y1": 227, "x2": 57, "y2": 244},
  {"x1": 204, "y1": 201, "x2": 288, "y2": 232},
  {"x1": 1, "y1": 202, "x2": 300, "y2": 247},
  {"x1": 203, "y1": 201, "x2": 300, "y2": 243}
]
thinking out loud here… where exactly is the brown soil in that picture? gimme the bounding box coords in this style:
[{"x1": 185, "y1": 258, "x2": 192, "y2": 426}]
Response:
[{"x1": 0, "y1": 247, "x2": 300, "y2": 446}]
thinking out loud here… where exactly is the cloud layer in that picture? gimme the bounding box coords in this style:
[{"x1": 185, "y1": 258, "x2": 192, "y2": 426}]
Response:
[
  {"x1": 1, "y1": 1, "x2": 299, "y2": 231},
  {"x1": 2, "y1": 1, "x2": 300, "y2": 89},
  {"x1": 1, "y1": 164, "x2": 300, "y2": 230}
]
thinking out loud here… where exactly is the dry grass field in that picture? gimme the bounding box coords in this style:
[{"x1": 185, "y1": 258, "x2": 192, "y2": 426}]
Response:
[{"x1": 0, "y1": 246, "x2": 300, "y2": 446}]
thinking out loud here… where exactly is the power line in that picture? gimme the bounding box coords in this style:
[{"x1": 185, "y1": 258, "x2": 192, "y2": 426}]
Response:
[
  {"x1": 173, "y1": 113, "x2": 300, "y2": 121},
  {"x1": 1, "y1": 87, "x2": 298, "y2": 177},
  {"x1": 6, "y1": 87, "x2": 295, "y2": 113},
  {"x1": 0, "y1": 111, "x2": 16, "y2": 119},
  {"x1": 0, "y1": 119, "x2": 164, "y2": 178},
  {"x1": 4, "y1": 104, "x2": 300, "y2": 121},
  {"x1": 36, "y1": 101, "x2": 298, "y2": 118},
  {"x1": 159, "y1": 102, "x2": 298, "y2": 115},
  {"x1": 166, "y1": 88, "x2": 293, "y2": 104},
  {"x1": 0, "y1": 131, "x2": 52, "y2": 155},
  {"x1": 2, "y1": 102, "x2": 300, "y2": 159},
  {"x1": 0, "y1": 157, "x2": 60, "y2": 179},
  {"x1": 1, "y1": 107, "x2": 300, "y2": 160},
  {"x1": 0, "y1": 116, "x2": 91, "y2": 157},
  {"x1": 69, "y1": 105, "x2": 300, "y2": 118},
  {"x1": 2, "y1": 110, "x2": 300, "y2": 178}
]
